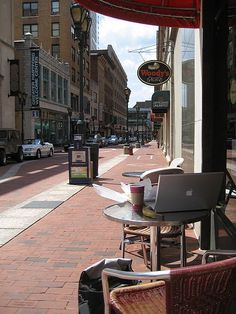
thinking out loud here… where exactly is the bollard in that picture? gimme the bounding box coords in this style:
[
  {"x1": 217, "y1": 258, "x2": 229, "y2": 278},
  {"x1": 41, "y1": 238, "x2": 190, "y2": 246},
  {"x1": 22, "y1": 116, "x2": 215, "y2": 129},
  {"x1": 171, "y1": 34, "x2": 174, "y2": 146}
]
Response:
[{"x1": 129, "y1": 146, "x2": 133, "y2": 155}]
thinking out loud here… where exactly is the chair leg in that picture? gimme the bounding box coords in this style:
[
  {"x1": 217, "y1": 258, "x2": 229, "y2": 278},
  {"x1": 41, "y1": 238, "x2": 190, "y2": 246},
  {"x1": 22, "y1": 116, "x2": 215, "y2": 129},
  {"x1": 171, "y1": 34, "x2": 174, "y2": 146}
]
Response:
[
  {"x1": 121, "y1": 224, "x2": 126, "y2": 258},
  {"x1": 180, "y1": 224, "x2": 186, "y2": 267},
  {"x1": 140, "y1": 236, "x2": 149, "y2": 266}
]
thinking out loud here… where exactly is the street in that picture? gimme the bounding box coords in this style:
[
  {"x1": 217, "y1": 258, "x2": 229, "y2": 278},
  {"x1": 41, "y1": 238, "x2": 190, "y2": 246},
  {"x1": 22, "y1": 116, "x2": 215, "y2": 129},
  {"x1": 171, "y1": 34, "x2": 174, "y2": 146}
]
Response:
[{"x1": 0, "y1": 146, "x2": 124, "y2": 214}]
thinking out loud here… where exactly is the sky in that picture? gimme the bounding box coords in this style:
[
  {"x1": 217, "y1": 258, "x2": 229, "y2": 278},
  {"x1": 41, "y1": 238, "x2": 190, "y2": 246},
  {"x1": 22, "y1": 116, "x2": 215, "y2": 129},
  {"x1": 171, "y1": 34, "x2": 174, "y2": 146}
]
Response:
[{"x1": 98, "y1": 15, "x2": 158, "y2": 108}]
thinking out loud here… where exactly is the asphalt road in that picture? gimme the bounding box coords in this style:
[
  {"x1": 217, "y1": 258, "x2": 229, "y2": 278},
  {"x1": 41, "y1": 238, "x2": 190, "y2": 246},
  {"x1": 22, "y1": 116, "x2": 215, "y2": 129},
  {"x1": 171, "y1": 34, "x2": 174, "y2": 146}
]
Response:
[{"x1": 0, "y1": 146, "x2": 125, "y2": 213}]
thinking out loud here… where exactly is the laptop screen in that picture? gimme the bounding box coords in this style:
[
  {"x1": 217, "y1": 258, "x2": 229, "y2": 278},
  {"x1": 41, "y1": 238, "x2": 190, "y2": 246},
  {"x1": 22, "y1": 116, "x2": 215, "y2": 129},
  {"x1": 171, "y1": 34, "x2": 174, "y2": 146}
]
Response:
[{"x1": 153, "y1": 172, "x2": 224, "y2": 213}]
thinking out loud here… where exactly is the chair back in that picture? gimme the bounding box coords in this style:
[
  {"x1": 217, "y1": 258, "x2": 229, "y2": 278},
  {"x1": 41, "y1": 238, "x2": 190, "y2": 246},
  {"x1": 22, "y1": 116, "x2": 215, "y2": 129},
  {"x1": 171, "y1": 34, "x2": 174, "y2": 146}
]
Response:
[
  {"x1": 169, "y1": 157, "x2": 184, "y2": 167},
  {"x1": 140, "y1": 167, "x2": 184, "y2": 185},
  {"x1": 165, "y1": 257, "x2": 236, "y2": 314}
]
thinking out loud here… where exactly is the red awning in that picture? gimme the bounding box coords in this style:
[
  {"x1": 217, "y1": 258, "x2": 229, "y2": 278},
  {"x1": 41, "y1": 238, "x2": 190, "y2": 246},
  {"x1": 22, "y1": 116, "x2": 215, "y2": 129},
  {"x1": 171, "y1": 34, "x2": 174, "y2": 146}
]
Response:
[{"x1": 75, "y1": 0, "x2": 201, "y2": 28}]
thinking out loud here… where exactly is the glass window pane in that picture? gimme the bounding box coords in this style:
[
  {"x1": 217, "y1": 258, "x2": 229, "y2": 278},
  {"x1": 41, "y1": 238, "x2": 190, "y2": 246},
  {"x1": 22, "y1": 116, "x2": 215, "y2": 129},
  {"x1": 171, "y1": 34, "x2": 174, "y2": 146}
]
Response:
[
  {"x1": 51, "y1": 0, "x2": 59, "y2": 15},
  {"x1": 58, "y1": 75, "x2": 63, "y2": 103},
  {"x1": 51, "y1": 71, "x2": 57, "y2": 101},
  {"x1": 43, "y1": 67, "x2": 49, "y2": 99},
  {"x1": 52, "y1": 23, "x2": 60, "y2": 37},
  {"x1": 64, "y1": 79, "x2": 68, "y2": 105},
  {"x1": 52, "y1": 44, "x2": 60, "y2": 58}
]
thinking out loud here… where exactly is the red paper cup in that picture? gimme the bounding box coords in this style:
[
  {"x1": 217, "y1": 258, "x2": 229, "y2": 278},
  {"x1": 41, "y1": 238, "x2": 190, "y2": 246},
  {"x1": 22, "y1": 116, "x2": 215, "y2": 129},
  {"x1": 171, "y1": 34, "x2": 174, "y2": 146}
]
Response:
[{"x1": 130, "y1": 185, "x2": 144, "y2": 212}]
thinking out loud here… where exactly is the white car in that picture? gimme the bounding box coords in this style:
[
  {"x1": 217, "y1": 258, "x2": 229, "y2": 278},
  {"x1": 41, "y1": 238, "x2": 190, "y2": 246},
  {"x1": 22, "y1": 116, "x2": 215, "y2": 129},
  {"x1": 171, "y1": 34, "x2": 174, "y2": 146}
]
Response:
[
  {"x1": 108, "y1": 135, "x2": 119, "y2": 145},
  {"x1": 22, "y1": 139, "x2": 54, "y2": 159}
]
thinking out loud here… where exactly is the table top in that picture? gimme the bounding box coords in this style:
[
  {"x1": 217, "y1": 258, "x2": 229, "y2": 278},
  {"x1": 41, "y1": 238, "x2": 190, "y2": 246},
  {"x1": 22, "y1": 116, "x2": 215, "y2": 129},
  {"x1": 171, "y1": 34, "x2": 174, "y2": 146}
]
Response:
[
  {"x1": 122, "y1": 171, "x2": 144, "y2": 177},
  {"x1": 103, "y1": 201, "x2": 209, "y2": 227}
]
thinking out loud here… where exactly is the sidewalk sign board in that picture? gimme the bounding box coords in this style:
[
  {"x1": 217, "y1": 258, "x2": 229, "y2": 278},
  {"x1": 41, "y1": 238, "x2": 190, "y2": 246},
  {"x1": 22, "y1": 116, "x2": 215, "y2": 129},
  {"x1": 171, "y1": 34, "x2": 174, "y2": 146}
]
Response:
[{"x1": 68, "y1": 147, "x2": 92, "y2": 185}]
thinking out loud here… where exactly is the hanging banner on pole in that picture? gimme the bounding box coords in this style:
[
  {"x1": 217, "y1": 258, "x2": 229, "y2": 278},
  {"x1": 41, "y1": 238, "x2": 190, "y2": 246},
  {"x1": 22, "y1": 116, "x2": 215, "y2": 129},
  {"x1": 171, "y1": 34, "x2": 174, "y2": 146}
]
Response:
[{"x1": 31, "y1": 49, "x2": 40, "y2": 107}]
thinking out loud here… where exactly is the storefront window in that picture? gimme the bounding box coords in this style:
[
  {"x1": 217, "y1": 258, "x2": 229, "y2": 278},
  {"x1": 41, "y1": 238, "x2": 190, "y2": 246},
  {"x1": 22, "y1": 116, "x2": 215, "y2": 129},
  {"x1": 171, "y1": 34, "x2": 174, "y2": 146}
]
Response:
[
  {"x1": 58, "y1": 75, "x2": 63, "y2": 104},
  {"x1": 227, "y1": 27, "x2": 236, "y2": 203},
  {"x1": 64, "y1": 79, "x2": 68, "y2": 105},
  {"x1": 43, "y1": 67, "x2": 49, "y2": 99},
  {"x1": 181, "y1": 29, "x2": 195, "y2": 172},
  {"x1": 51, "y1": 71, "x2": 56, "y2": 101}
]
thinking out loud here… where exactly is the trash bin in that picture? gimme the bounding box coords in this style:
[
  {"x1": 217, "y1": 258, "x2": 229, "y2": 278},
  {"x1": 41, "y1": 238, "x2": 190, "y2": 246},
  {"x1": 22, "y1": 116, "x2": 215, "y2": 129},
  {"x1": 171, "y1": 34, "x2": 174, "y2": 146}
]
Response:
[
  {"x1": 123, "y1": 144, "x2": 130, "y2": 154},
  {"x1": 85, "y1": 142, "x2": 99, "y2": 178},
  {"x1": 78, "y1": 258, "x2": 138, "y2": 314}
]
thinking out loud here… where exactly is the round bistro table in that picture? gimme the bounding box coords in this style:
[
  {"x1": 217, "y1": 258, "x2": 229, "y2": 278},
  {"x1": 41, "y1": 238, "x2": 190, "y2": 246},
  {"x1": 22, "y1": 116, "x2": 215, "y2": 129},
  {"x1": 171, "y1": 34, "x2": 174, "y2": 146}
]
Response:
[{"x1": 103, "y1": 201, "x2": 209, "y2": 271}]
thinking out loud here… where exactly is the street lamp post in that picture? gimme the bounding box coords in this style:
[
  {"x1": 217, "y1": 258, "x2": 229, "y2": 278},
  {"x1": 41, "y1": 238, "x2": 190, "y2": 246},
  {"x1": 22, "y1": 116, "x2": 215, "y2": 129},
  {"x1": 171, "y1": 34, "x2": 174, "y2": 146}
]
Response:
[
  {"x1": 141, "y1": 115, "x2": 145, "y2": 145},
  {"x1": 136, "y1": 105, "x2": 140, "y2": 143},
  {"x1": 18, "y1": 92, "x2": 27, "y2": 143},
  {"x1": 91, "y1": 115, "x2": 96, "y2": 135},
  {"x1": 70, "y1": 3, "x2": 91, "y2": 145},
  {"x1": 124, "y1": 87, "x2": 131, "y2": 144},
  {"x1": 68, "y1": 108, "x2": 72, "y2": 142}
]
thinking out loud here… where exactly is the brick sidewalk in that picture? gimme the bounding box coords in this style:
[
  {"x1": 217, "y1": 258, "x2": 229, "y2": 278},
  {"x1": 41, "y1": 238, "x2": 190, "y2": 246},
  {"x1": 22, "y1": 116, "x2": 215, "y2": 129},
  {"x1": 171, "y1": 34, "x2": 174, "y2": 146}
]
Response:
[{"x1": 0, "y1": 141, "x2": 202, "y2": 313}]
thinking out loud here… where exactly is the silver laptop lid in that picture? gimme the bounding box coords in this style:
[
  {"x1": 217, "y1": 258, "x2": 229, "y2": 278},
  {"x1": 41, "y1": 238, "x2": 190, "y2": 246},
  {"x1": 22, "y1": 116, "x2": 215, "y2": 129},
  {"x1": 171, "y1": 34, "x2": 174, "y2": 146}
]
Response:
[{"x1": 154, "y1": 172, "x2": 224, "y2": 213}]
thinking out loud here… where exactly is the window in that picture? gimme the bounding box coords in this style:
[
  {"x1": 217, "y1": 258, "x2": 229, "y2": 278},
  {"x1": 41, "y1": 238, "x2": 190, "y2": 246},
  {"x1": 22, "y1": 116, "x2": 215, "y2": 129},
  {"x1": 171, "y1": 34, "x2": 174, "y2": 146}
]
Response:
[
  {"x1": 63, "y1": 79, "x2": 68, "y2": 105},
  {"x1": 51, "y1": 0, "x2": 59, "y2": 15},
  {"x1": 85, "y1": 78, "x2": 89, "y2": 91},
  {"x1": 51, "y1": 71, "x2": 57, "y2": 101},
  {"x1": 72, "y1": 68, "x2": 75, "y2": 83},
  {"x1": 71, "y1": 47, "x2": 75, "y2": 62},
  {"x1": 23, "y1": 2, "x2": 38, "y2": 16},
  {"x1": 51, "y1": 23, "x2": 60, "y2": 37},
  {"x1": 86, "y1": 61, "x2": 89, "y2": 73},
  {"x1": 43, "y1": 67, "x2": 49, "y2": 99},
  {"x1": 52, "y1": 44, "x2": 60, "y2": 58},
  {"x1": 23, "y1": 24, "x2": 38, "y2": 37},
  {"x1": 85, "y1": 101, "x2": 91, "y2": 115},
  {"x1": 58, "y1": 75, "x2": 63, "y2": 103},
  {"x1": 93, "y1": 92, "x2": 97, "y2": 103},
  {"x1": 94, "y1": 108, "x2": 98, "y2": 119},
  {"x1": 71, "y1": 26, "x2": 75, "y2": 40}
]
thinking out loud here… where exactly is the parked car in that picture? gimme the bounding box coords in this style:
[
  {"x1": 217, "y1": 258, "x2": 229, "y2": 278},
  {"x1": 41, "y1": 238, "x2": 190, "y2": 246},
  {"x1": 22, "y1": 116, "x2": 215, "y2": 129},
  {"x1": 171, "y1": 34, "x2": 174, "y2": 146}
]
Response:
[
  {"x1": 101, "y1": 137, "x2": 109, "y2": 147},
  {"x1": 0, "y1": 129, "x2": 24, "y2": 165},
  {"x1": 118, "y1": 137, "x2": 125, "y2": 144},
  {"x1": 22, "y1": 139, "x2": 54, "y2": 159},
  {"x1": 108, "y1": 135, "x2": 119, "y2": 145},
  {"x1": 94, "y1": 134, "x2": 103, "y2": 147}
]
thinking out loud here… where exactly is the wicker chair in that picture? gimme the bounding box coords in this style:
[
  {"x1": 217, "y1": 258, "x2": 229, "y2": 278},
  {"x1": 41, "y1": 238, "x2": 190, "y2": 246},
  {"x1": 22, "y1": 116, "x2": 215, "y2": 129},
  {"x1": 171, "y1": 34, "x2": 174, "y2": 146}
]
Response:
[
  {"x1": 102, "y1": 250, "x2": 236, "y2": 314},
  {"x1": 121, "y1": 224, "x2": 181, "y2": 266}
]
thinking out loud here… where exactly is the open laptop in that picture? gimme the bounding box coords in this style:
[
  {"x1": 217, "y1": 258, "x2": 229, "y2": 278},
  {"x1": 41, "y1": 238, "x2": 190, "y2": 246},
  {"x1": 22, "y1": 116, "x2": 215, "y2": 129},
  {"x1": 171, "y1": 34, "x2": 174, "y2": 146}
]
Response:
[{"x1": 146, "y1": 172, "x2": 224, "y2": 213}]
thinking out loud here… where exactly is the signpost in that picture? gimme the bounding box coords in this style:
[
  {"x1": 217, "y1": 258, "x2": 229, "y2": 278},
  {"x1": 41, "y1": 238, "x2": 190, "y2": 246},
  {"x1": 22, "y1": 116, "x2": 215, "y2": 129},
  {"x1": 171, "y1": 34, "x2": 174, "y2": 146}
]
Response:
[
  {"x1": 151, "y1": 90, "x2": 170, "y2": 113},
  {"x1": 137, "y1": 60, "x2": 171, "y2": 86}
]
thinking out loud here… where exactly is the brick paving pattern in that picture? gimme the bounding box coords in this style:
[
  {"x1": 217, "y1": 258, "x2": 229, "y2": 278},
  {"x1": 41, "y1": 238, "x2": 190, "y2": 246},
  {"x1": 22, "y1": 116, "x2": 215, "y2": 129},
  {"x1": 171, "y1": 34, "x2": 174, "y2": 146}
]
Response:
[{"x1": 0, "y1": 141, "x2": 203, "y2": 313}]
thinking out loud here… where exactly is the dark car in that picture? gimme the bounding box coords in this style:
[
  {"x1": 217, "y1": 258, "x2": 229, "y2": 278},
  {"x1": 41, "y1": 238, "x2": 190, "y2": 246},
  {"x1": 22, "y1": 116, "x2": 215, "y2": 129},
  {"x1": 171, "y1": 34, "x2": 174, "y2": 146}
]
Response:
[
  {"x1": 101, "y1": 137, "x2": 109, "y2": 147},
  {"x1": 94, "y1": 134, "x2": 103, "y2": 147},
  {"x1": 0, "y1": 129, "x2": 24, "y2": 165}
]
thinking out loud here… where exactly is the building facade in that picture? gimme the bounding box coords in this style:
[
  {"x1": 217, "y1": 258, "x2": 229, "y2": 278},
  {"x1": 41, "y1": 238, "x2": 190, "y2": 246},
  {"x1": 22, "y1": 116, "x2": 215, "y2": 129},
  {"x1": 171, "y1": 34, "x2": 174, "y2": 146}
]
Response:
[
  {"x1": 128, "y1": 106, "x2": 152, "y2": 143},
  {"x1": 91, "y1": 45, "x2": 128, "y2": 137},
  {"x1": 0, "y1": 0, "x2": 15, "y2": 128},
  {"x1": 14, "y1": 0, "x2": 127, "y2": 140},
  {"x1": 14, "y1": 0, "x2": 91, "y2": 139},
  {"x1": 14, "y1": 33, "x2": 70, "y2": 144}
]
